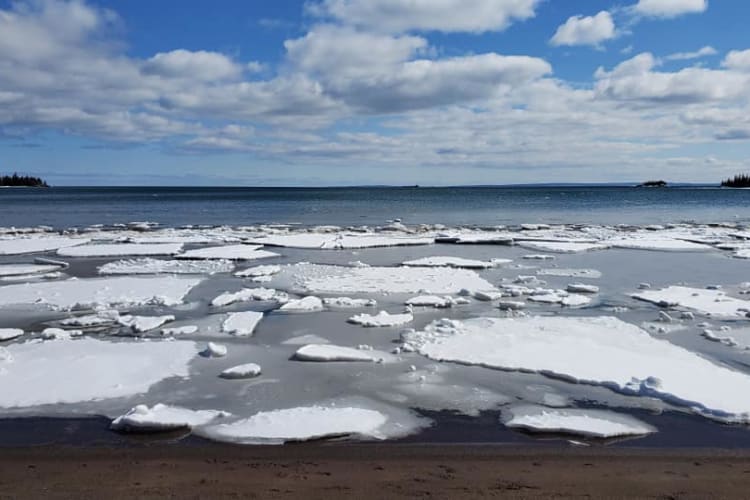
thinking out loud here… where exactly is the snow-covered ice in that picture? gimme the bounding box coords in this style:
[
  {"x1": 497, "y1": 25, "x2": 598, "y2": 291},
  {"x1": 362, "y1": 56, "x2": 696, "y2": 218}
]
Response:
[
  {"x1": 111, "y1": 403, "x2": 228, "y2": 432},
  {"x1": 248, "y1": 233, "x2": 433, "y2": 249},
  {"x1": 567, "y1": 283, "x2": 600, "y2": 294},
  {"x1": 99, "y1": 258, "x2": 233, "y2": 275},
  {"x1": 221, "y1": 311, "x2": 263, "y2": 337},
  {"x1": 220, "y1": 363, "x2": 262, "y2": 379},
  {"x1": 161, "y1": 325, "x2": 198, "y2": 336},
  {"x1": 293, "y1": 344, "x2": 387, "y2": 362},
  {"x1": 0, "y1": 338, "x2": 198, "y2": 408},
  {"x1": 0, "y1": 328, "x2": 24, "y2": 341},
  {"x1": 278, "y1": 296, "x2": 324, "y2": 313},
  {"x1": 211, "y1": 287, "x2": 288, "y2": 307},
  {"x1": 632, "y1": 286, "x2": 750, "y2": 318},
  {"x1": 0, "y1": 264, "x2": 63, "y2": 277},
  {"x1": 405, "y1": 295, "x2": 455, "y2": 308},
  {"x1": 537, "y1": 268, "x2": 602, "y2": 279},
  {"x1": 0, "y1": 276, "x2": 201, "y2": 310},
  {"x1": 502, "y1": 405, "x2": 656, "y2": 438},
  {"x1": 58, "y1": 243, "x2": 183, "y2": 258},
  {"x1": 118, "y1": 314, "x2": 175, "y2": 333},
  {"x1": 403, "y1": 316, "x2": 750, "y2": 421},
  {"x1": 202, "y1": 342, "x2": 228, "y2": 357},
  {"x1": 322, "y1": 297, "x2": 377, "y2": 308},
  {"x1": 234, "y1": 264, "x2": 281, "y2": 278},
  {"x1": 0, "y1": 237, "x2": 89, "y2": 256},
  {"x1": 401, "y1": 256, "x2": 495, "y2": 269},
  {"x1": 348, "y1": 311, "x2": 413, "y2": 327},
  {"x1": 518, "y1": 241, "x2": 609, "y2": 253},
  {"x1": 178, "y1": 245, "x2": 279, "y2": 261}
]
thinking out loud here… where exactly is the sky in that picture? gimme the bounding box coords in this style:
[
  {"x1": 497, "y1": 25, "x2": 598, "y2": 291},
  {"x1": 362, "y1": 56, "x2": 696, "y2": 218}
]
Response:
[{"x1": 1, "y1": 0, "x2": 750, "y2": 186}]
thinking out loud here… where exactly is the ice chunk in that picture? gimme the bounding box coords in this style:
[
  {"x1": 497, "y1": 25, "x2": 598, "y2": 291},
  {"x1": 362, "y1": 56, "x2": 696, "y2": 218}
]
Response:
[
  {"x1": 219, "y1": 363, "x2": 262, "y2": 379},
  {"x1": 518, "y1": 241, "x2": 609, "y2": 253},
  {"x1": 39, "y1": 328, "x2": 83, "y2": 340},
  {"x1": 278, "y1": 296, "x2": 324, "y2": 313},
  {"x1": 537, "y1": 268, "x2": 602, "y2": 279},
  {"x1": 0, "y1": 264, "x2": 63, "y2": 277},
  {"x1": 281, "y1": 334, "x2": 331, "y2": 345},
  {"x1": 503, "y1": 405, "x2": 656, "y2": 438},
  {"x1": 111, "y1": 403, "x2": 228, "y2": 432},
  {"x1": 632, "y1": 286, "x2": 750, "y2": 318},
  {"x1": 401, "y1": 256, "x2": 495, "y2": 269},
  {"x1": 0, "y1": 338, "x2": 198, "y2": 407},
  {"x1": 348, "y1": 311, "x2": 413, "y2": 327},
  {"x1": 161, "y1": 325, "x2": 198, "y2": 336},
  {"x1": 403, "y1": 316, "x2": 750, "y2": 421},
  {"x1": 99, "y1": 258, "x2": 233, "y2": 275},
  {"x1": 0, "y1": 237, "x2": 89, "y2": 256},
  {"x1": 0, "y1": 276, "x2": 201, "y2": 310},
  {"x1": 117, "y1": 314, "x2": 175, "y2": 333},
  {"x1": 248, "y1": 233, "x2": 433, "y2": 249},
  {"x1": 567, "y1": 283, "x2": 599, "y2": 294},
  {"x1": 202, "y1": 342, "x2": 227, "y2": 357},
  {"x1": 405, "y1": 295, "x2": 455, "y2": 308},
  {"x1": 211, "y1": 287, "x2": 288, "y2": 307},
  {"x1": 0, "y1": 328, "x2": 24, "y2": 341},
  {"x1": 273, "y1": 263, "x2": 496, "y2": 295},
  {"x1": 562, "y1": 294, "x2": 592, "y2": 307},
  {"x1": 523, "y1": 254, "x2": 554, "y2": 260},
  {"x1": 607, "y1": 236, "x2": 712, "y2": 252},
  {"x1": 60, "y1": 310, "x2": 120, "y2": 327},
  {"x1": 221, "y1": 311, "x2": 263, "y2": 337},
  {"x1": 235, "y1": 265, "x2": 281, "y2": 278},
  {"x1": 435, "y1": 232, "x2": 514, "y2": 245},
  {"x1": 197, "y1": 406, "x2": 389, "y2": 444},
  {"x1": 322, "y1": 297, "x2": 377, "y2": 308},
  {"x1": 58, "y1": 243, "x2": 182, "y2": 257},
  {"x1": 178, "y1": 245, "x2": 279, "y2": 261},
  {"x1": 293, "y1": 344, "x2": 386, "y2": 362}
]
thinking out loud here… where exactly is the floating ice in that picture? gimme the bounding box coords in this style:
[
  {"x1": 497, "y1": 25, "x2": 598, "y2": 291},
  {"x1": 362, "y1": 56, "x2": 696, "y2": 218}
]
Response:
[
  {"x1": 537, "y1": 268, "x2": 602, "y2": 279},
  {"x1": 235, "y1": 265, "x2": 281, "y2": 278},
  {"x1": 221, "y1": 311, "x2": 263, "y2": 337},
  {"x1": 161, "y1": 325, "x2": 198, "y2": 336},
  {"x1": 701, "y1": 326, "x2": 750, "y2": 349},
  {"x1": 435, "y1": 232, "x2": 514, "y2": 245},
  {"x1": 178, "y1": 245, "x2": 279, "y2": 261},
  {"x1": 58, "y1": 243, "x2": 183, "y2": 258},
  {"x1": 247, "y1": 233, "x2": 433, "y2": 249},
  {"x1": 523, "y1": 254, "x2": 554, "y2": 260},
  {"x1": 567, "y1": 283, "x2": 599, "y2": 294},
  {"x1": 0, "y1": 328, "x2": 23, "y2": 341},
  {"x1": 202, "y1": 342, "x2": 227, "y2": 357},
  {"x1": 39, "y1": 327, "x2": 83, "y2": 340},
  {"x1": 518, "y1": 241, "x2": 609, "y2": 253},
  {"x1": 0, "y1": 237, "x2": 89, "y2": 256},
  {"x1": 197, "y1": 405, "x2": 389, "y2": 444},
  {"x1": 348, "y1": 311, "x2": 413, "y2": 327},
  {"x1": 278, "y1": 296, "x2": 324, "y2": 313},
  {"x1": 322, "y1": 297, "x2": 377, "y2": 308},
  {"x1": 118, "y1": 314, "x2": 175, "y2": 334},
  {"x1": 211, "y1": 287, "x2": 288, "y2": 307},
  {"x1": 0, "y1": 276, "x2": 201, "y2": 310},
  {"x1": 99, "y1": 258, "x2": 233, "y2": 275},
  {"x1": 403, "y1": 316, "x2": 750, "y2": 421},
  {"x1": 502, "y1": 405, "x2": 656, "y2": 438},
  {"x1": 219, "y1": 363, "x2": 262, "y2": 379},
  {"x1": 111, "y1": 403, "x2": 229, "y2": 432},
  {"x1": 607, "y1": 236, "x2": 712, "y2": 252},
  {"x1": 405, "y1": 295, "x2": 455, "y2": 308},
  {"x1": 60, "y1": 310, "x2": 120, "y2": 328},
  {"x1": 632, "y1": 286, "x2": 750, "y2": 318},
  {"x1": 0, "y1": 338, "x2": 198, "y2": 407},
  {"x1": 401, "y1": 256, "x2": 495, "y2": 269},
  {"x1": 0, "y1": 264, "x2": 63, "y2": 277},
  {"x1": 293, "y1": 344, "x2": 387, "y2": 362},
  {"x1": 281, "y1": 334, "x2": 331, "y2": 345},
  {"x1": 273, "y1": 263, "x2": 496, "y2": 295},
  {"x1": 561, "y1": 294, "x2": 592, "y2": 307}
]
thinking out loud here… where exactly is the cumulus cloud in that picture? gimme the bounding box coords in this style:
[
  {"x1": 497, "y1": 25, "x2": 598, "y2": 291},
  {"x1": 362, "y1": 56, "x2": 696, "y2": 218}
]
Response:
[
  {"x1": 307, "y1": 0, "x2": 540, "y2": 33},
  {"x1": 664, "y1": 45, "x2": 716, "y2": 61},
  {"x1": 723, "y1": 49, "x2": 750, "y2": 72},
  {"x1": 143, "y1": 50, "x2": 242, "y2": 81},
  {"x1": 550, "y1": 11, "x2": 616, "y2": 47},
  {"x1": 632, "y1": 0, "x2": 708, "y2": 18}
]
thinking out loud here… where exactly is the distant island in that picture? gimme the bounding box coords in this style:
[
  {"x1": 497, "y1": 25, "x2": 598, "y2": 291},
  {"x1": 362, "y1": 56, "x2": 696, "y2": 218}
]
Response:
[
  {"x1": 0, "y1": 173, "x2": 49, "y2": 187},
  {"x1": 636, "y1": 180, "x2": 667, "y2": 188},
  {"x1": 721, "y1": 174, "x2": 750, "y2": 188}
]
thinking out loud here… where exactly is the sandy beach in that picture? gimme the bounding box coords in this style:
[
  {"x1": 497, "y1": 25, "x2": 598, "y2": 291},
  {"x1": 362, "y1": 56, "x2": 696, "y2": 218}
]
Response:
[{"x1": 3, "y1": 444, "x2": 750, "y2": 499}]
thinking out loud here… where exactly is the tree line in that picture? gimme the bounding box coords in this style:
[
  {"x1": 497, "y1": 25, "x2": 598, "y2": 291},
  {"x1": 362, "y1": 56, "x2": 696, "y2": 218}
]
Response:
[
  {"x1": 721, "y1": 174, "x2": 750, "y2": 188},
  {"x1": 0, "y1": 173, "x2": 49, "y2": 187}
]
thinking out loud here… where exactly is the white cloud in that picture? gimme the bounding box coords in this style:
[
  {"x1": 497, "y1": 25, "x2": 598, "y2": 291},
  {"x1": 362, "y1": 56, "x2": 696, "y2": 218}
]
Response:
[
  {"x1": 307, "y1": 0, "x2": 540, "y2": 33},
  {"x1": 664, "y1": 45, "x2": 716, "y2": 61},
  {"x1": 723, "y1": 49, "x2": 750, "y2": 72},
  {"x1": 633, "y1": 0, "x2": 707, "y2": 18},
  {"x1": 143, "y1": 50, "x2": 242, "y2": 81},
  {"x1": 550, "y1": 11, "x2": 616, "y2": 47}
]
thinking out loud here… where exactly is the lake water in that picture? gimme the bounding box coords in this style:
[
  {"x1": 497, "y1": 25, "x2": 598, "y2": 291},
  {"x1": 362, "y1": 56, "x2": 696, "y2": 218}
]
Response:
[{"x1": 2, "y1": 186, "x2": 750, "y2": 228}]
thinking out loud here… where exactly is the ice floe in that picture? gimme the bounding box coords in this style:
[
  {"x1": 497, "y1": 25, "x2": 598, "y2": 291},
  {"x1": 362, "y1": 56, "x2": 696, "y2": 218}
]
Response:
[
  {"x1": 0, "y1": 237, "x2": 88, "y2": 256},
  {"x1": 632, "y1": 286, "x2": 750, "y2": 318},
  {"x1": 278, "y1": 296, "x2": 324, "y2": 313},
  {"x1": 348, "y1": 311, "x2": 413, "y2": 327},
  {"x1": 322, "y1": 297, "x2": 377, "y2": 308},
  {"x1": 0, "y1": 338, "x2": 198, "y2": 407},
  {"x1": 178, "y1": 244, "x2": 279, "y2": 261},
  {"x1": 566, "y1": 283, "x2": 600, "y2": 294},
  {"x1": 523, "y1": 254, "x2": 554, "y2": 260},
  {"x1": 518, "y1": 241, "x2": 609, "y2": 253},
  {"x1": 111, "y1": 403, "x2": 229, "y2": 432},
  {"x1": 221, "y1": 311, "x2": 263, "y2": 337},
  {"x1": 220, "y1": 363, "x2": 262, "y2": 379},
  {"x1": 0, "y1": 276, "x2": 201, "y2": 310},
  {"x1": 58, "y1": 243, "x2": 183, "y2": 258},
  {"x1": 402, "y1": 316, "x2": 750, "y2": 421},
  {"x1": 234, "y1": 264, "x2": 281, "y2": 278},
  {"x1": 118, "y1": 314, "x2": 175, "y2": 334},
  {"x1": 401, "y1": 256, "x2": 495, "y2": 269},
  {"x1": 0, "y1": 264, "x2": 64, "y2": 277},
  {"x1": 39, "y1": 327, "x2": 83, "y2": 340},
  {"x1": 502, "y1": 405, "x2": 656, "y2": 438},
  {"x1": 60, "y1": 310, "x2": 120, "y2": 328},
  {"x1": 0, "y1": 328, "x2": 24, "y2": 341},
  {"x1": 99, "y1": 258, "x2": 233, "y2": 275},
  {"x1": 201, "y1": 342, "x2": 227, "y2": 357},
  {"x1": 537, "y1": 268, "x2": 602, "y2": 279},
  {"x1": 607, "y1": 236, "x2": 713, "y2": 252},
  {"x1": 161, "y1": 325, "x2": 198, "y2": 336},
  {"x1": 247, "y1": 233, "x2": 433, "y2": 249},
  {"x1": 293, "y1": 344, "x2": 388, "y2": 362},
  {"x1": 405, "y1": 295, "x2": 456, "y2": 308},
  {"x1": 272, "y1": 263, "x2": 496, "y2": 295},
  {"x1": 211, "y1": 287, "x2": 288, "y2": 307}
]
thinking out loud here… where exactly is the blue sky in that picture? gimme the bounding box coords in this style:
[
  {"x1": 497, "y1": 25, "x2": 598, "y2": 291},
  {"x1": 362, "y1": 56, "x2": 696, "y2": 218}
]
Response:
[{"x1": 1, "y1": 0, "x2": 749, "y2": 185}]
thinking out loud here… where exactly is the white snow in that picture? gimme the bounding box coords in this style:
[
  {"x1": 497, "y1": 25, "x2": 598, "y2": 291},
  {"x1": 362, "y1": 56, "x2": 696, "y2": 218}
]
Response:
[
  {"x1": 248, "y1": 233, "x2": 433, "y2": 249},
  {"x1": 607, "y1": 236, "x2": 713, "y2": 252},
  {"x1": 518, "y1": 241, "x2": 609, "y2": 253},
  {"x1": 503, "y1": 405, "x2": 656, "y2": 438},
  {"x1": 161, "y1": 325, "x2": 198, "y2": 336},
  {"x1": 406, "y1": 295, "x2": 455, "y2": 308},
  {"x1": 0, "y1": 264, "x2": 63, "y2": 277},
  {"x1": 273, "y1": 263, "x2": 496, "y2": 295},
  {"x1": 537, "y1": 268, "x2": 602, "y2": 279},
  {"x1": 111, "y1": 403, "x2": 228, "y2": 432},
  {"x1": 402, "y1": 316, "x2": 750, "y2": 421},
  {"x1": 60, "y1": 310, "x2": 120, "y2": 327},
  {"x1": 118, "y1": 314, "x2": 175, "y2": 333},
  {"x1": 0, "y1": 328, "x2": 24, "y2": 341},
  {"x1": 435, "y1": 232, "x2": 514, "y2": 244},
  {"x1": 293, "y1": 344, "x2": 386, "y2": 362},
  {"x1": 39, "y1": 327, "x2": 83, "y2": 340},
  {"x1": 220, "y1": 363, "x2": 262, "y2": 379},
  {"x1": 210, "y1": 287, "x2": 288, "y2": 307},
  {"x1": 0, "y1": 276, "x2": 201, "y2": 310},
  {"x1": 178, "y1": 245, "x2": 279, "y2": 261},
  {"x1": 197, "y1": 405, "x2": 389, "y2": 444},
  {"x1": 234, "y1": 265, "x2": 281, "y2": 278},
  {"x1": 632, "y1": 286, "x2": 750, "y2": 318},
  {"x1": 567, "y1": 283, "x2": 600, "y2": 294},
  {"x1": 99, "y1": 258, "x2": 233, "y2": 275},
  {"x1": 278, "y1": 296, "x2": 324, "y2": 313},
  {"x1": 561, "y1": 294, "x2": 592, "y2": 307},
  {"x1": 348, "y1": 311, "x2": 413, "y2": 327},
  {"x1": 322, "y1": 297, "x2": 377, "y2": 308},
  {"x1": 281, "y1": 334, "x2": 331, "y2": 345},
  {"x1": 221, "y1": 311, "x2": 263, "y2": 337},
  {"x1": 202, "y1": 342, "x2": 227, "y2": 357},
  {"x1": 58, "y1": 243, "x2": 183, "y2": 258},
  {"x1": 0, "y1": 338, "x2": 198, "y2": 408},
  {"x1": 0, "y1": 237, "x2": 89, "y2": 256},
  {"x1": 401, "y1": 256, "x2": 495, "y2": 269}
]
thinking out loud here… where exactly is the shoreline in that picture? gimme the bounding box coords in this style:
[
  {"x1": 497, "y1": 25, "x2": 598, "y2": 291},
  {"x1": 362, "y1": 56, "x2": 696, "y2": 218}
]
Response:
[{"x1": 4, "y1": 443, "x2": 750, "y2": 498}]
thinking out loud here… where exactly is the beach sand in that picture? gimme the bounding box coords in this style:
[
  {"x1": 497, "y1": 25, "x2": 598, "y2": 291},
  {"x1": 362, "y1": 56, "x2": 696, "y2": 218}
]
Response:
[{"x1": 3, "y1": 444, "x2": 750, "y2": 499}]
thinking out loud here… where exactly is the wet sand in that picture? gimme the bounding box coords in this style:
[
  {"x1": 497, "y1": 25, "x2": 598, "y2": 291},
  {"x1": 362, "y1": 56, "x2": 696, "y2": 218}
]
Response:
[{"x1": 3, "y1": 444, "x2": 750, "y2": 499}]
